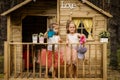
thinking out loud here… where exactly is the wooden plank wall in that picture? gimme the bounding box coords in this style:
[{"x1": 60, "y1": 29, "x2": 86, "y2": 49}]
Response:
[
  {"x1": 59, "y1": 0, "x2": 107, "y2": 70},
  {"x1": 9, "y1": 14, "x2": 22, "y2": 73},
  {"x1": 59, "y1": 0, "x2": 107, "y2": 41}
]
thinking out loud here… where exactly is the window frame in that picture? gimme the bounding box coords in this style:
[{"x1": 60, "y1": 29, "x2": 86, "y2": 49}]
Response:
[
  {"x1": 77, "y1": 21, "x2": 88, "y2": 36},
  {"x1": 71, "y1": 17, "x2": 95, "y2": 41}
]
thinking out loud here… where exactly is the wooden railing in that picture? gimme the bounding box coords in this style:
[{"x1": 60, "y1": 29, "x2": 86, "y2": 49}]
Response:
[{"x1": 4, "y1": 42, "x2": 107, "y2": 80}]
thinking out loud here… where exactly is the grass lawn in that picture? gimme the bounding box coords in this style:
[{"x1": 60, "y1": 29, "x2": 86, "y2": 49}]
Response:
[{"x1": 0, "y1": 74, "x2": 4, "y2": 78}]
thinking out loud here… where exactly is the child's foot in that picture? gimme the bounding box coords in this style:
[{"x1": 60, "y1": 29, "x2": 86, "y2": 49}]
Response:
[
  {"x1": 53, "y1": 75, "x2": 57, "y2": 78},
  {"x1": 49, "y1": 67, "x2": 53, "y2": 73},
  {"x1": 70, "y1": 75, "x2": 73, "y2": 78},
  {"x1": 73, "y1": 75, "x2": 77, "y2": 78}
]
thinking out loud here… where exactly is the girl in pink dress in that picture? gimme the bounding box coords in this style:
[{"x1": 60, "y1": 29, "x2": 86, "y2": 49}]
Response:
[
  {"x1": 37, "y1": 23, "x2": 64, "y2": 78},
  {"x1": 66, "y1": 20, "x2": 86, "y2": 78}
]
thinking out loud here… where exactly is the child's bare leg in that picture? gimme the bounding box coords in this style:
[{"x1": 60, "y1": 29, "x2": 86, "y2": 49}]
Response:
[
  {"x1": 68, "y1": 64, "x2": 73, "y2": 78},
  {"x1": 44, "y1": 67, "x2": 48, "y2": 78},
  {"x1": 73, "y1": 64, "x2": 77, "y2": 78},
  {"x1": 53, "y1": 68, "x2": 57, "y2": 78}
]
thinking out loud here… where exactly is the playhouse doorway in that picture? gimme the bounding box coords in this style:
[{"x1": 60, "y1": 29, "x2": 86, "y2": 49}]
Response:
[
  {"x1": 22, "y1": 16, "x2": 47, "y2": 42},
  {"x1": 22, "y1": 16, "x2": 48, "y2": 69}
]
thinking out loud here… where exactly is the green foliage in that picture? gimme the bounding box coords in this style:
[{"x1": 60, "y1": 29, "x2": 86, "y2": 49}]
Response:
[
  {"x1": 0, "y1": 74, "x2": 4, "y2": 78},
  {"x1": 99, "y1": 31, "x2": 110, "y2": 38},
  {"x1": 39, "y1": 32, "x2": 44, "y2": 37}
]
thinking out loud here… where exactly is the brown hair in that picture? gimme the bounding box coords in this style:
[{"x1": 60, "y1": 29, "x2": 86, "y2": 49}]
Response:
[
  {"x1": 66, "y1": 20, "x2": 77, "y2": 33},
  {"x1": 49, "y1": 23, "x2": 58, "y2": 29},
  {"x1": 49, "y1": 23, "x2": 59, "y2": 35}
]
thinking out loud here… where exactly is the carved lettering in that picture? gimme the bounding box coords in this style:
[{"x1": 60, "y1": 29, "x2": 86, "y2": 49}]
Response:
[{"x1": 61, "y1": 1, "x2": 76, "y2": 9}]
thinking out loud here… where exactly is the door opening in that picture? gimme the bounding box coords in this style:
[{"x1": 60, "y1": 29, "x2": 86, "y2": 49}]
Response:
[
  {"x1": 22, "y1": 16, "x2": 47, "y2": 42},
  {"x1": 22, "y1": 16, "x2": 47, "y2": 69}
]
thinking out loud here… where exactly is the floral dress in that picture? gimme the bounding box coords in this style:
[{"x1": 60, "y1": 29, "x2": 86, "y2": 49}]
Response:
[{"x1": 37, "y1": 35, "x2": 64, "y2": 68}]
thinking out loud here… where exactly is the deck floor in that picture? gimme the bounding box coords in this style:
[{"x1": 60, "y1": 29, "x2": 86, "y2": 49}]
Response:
[
  {"x1": 9, "y1": 72, "x2": 101, "y2": 78},
  {"x1": 9, "y1": 78, "x2": 102, "y2": 80}
]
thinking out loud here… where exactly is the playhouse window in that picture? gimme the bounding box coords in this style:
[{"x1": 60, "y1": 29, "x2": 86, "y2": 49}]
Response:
[
  {"x1": 73, "y1": 18, "x2": 93, "y2": 40},
  {"x1": 77, "y1": 21, "x2": 89, "y2": 38}
]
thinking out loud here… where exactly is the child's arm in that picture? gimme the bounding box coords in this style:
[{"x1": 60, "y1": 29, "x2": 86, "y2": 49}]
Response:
[
  {"x1": 44, "y1": 31, "x2": 48, "y2": 38},
  {"x1": 77, "y1": 33, "x2": 86, "y2": 44},
  {"x1": 58, "y1": 36, "x2": 62, "y2": 43},
  {"x1": 82, "y1": 34, "x2": 86, "y2": 42},
  {"x1": 77, "y1": 33, "x2": 86, "y2": 39},
  {"x1": 80, "y1": 34, "x2": 86, "y2": 45},
  {"x1": 66, "y1": 35, "x2": 69, "y2": 46}
]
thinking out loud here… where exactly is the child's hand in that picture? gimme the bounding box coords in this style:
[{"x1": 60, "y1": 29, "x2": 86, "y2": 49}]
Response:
[
  {"x1": 66, "y1": 40, "x2": 69, "y2": 46},
  {"x1": 44, "y1": 32, "x2": 47, "y2": 38},
  {"x1": 80, "y1": 34, "x2": 86, "y2": 45},
  {"x1": 59, "y1": 39, "x2": 62, "y2": 43}
]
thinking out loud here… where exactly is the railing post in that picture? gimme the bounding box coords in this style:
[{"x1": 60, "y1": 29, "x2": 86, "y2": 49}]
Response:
[
  {"x1": 52, "y1": 44, "x2": 55, "y2": 78},
  {"x1": 103, "y1": 43, "x2": 107, "y2": 80},
  {"x1": 4, "y1": 41, "x2": 9, "y2": 80}
]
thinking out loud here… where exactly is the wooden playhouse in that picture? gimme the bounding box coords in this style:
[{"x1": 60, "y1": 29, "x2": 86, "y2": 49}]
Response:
[{"x1": 1, "y1": 0, "x2": 112, "y2": 80}]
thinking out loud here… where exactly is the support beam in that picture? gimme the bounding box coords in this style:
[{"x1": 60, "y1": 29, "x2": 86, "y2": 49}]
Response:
[
  {"x1": 7, "y1": 15, "x2": 11, "y2": 42},
  {"x1": 103, "y1": 43, "x2": 107, "y2": 80},
  {"x1": 57, "y1": 0, "x2": 60, "y2": 24}
]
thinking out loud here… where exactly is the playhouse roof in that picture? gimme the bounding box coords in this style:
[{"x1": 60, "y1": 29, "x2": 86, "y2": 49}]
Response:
[
  {"x1": 1, "y1": 0, "x2": 32, "y2": 16},
  {"x1": 1, "y1": 0, "x2": 112, "y2": 17}
]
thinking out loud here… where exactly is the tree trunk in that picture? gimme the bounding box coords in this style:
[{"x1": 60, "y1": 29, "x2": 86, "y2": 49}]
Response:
[
  {"x1": 109, "y1": 0, "x2": 120, "y2": 69},
  {"x1": 109, "y1": 23, "x2": 118, "y2": 69}
]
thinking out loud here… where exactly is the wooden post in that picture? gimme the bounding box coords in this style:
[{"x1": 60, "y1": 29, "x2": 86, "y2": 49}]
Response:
[
  {"x1": 95, "y1": 44, "x2": 98, "y2": 77},
  {"x1": 57, "y1": 0, "x2": 60, "y2": 24},
  {"x1": 7, "y1": 15, "x2": 11, "y2": 42},
  {"x1": 27, "y1": 44, "x2": 29, "y2": 77},
  {"x1": 58, "y1": 44, "x2": 60, "y2": 78},
  {"x1": 45, "y1": 48, "x2": 48, "y2": 78},
  {"x1": 7, "y1": 15, "x2": 11, "y2": 78},
  {"x1": 4, "y1": 42, "x2": 8, "y2": 80},
  {"x1": 14, "y1": 44, "x2": 17, "y2": 78},
  {"x1": 103, "y1": 43, "x2": 107, "y2": 80},
  {"x1": 89, "y1": 45, "x2": 91, "y2": 77},
  {"x1": 8, "y1": 42, "x2": 10, "y2": 77},
  {"x1": 33, "y1": 46, "x2": 36, "y2": 78},
  {"x1": 64, "y1": 44, "x2": 66, "y2": 78},
  {"x1": 52, "y1": 44, "x2": 55, "y2": 78},
  {"x1": 38, "y1": 50, "x2": 41, "y2": 78}
]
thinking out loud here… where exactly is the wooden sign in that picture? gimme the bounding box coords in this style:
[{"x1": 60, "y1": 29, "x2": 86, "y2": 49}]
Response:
[{"x1": 61, "y1": 1, "x2": 76, "y2": 9}]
